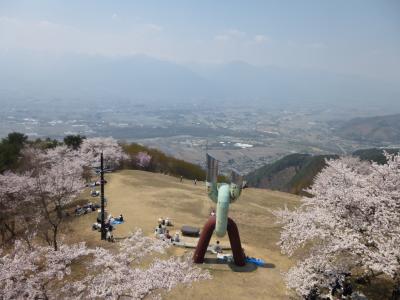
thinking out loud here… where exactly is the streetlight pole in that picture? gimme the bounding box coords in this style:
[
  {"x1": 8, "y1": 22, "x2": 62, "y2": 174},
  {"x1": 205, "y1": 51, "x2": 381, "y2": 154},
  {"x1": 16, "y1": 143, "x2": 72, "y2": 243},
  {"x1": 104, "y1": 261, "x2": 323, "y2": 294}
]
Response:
[{"x1": 100, "y1": 152, "x2": 106, "y2": 240}]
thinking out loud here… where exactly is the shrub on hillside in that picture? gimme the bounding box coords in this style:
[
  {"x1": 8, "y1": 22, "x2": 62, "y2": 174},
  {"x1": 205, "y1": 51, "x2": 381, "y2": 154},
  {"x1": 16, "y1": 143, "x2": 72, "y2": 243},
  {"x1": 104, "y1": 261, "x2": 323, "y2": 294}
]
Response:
[{"x1": 123, "y1": 143, "x2": 206, "y2": 180}]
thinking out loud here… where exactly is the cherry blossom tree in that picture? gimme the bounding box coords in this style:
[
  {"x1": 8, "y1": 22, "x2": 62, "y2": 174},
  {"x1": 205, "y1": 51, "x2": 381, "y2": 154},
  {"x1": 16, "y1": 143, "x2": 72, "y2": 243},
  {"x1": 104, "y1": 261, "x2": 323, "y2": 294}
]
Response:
[
  {"x1": 67, "y1": 230, "x2": 211, "y2": 299},
  {"x1": 33, "y1": 146, "x2": 86, "y2": 250},
  {"x1": 0, "y1": 171, "x2": 37, "y2": 244},
  {"x1": 0, "y1": 240, "x2": 91, "y2": 299},
  {"x1": 79, "y1": 137, "x2": 128, "y2": 168},
  {"x1": 274, "y1": 153, "x2": 400, "y2": 298},
  {"x1": 136, "y1": 152, "x2": 152, "y2": 169},
  {"x1": 1, "y1": 230, "x2": 211, "y2": 300},
  {"x1": 0, "y1": 146, "x2": 86, "y2": 250},
  {"x1": 0, "y1": 141, "x2": 210, "y2": 298}
]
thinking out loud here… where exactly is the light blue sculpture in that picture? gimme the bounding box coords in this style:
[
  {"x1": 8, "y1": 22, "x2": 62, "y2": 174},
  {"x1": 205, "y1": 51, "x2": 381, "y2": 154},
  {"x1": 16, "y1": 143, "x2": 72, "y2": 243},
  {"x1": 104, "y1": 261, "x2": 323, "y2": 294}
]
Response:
[
  {"x1": 193, "y1": 154, "x2": 246, "y2": 266},
  {"x1": 206, "y1": 154, "x2": 242, "y2": 237}
]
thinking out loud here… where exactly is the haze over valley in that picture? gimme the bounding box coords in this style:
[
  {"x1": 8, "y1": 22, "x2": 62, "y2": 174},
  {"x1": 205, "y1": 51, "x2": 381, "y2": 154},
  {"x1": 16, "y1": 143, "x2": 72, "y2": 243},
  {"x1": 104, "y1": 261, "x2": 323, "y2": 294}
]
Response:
[{"x1": 2, "y1": 1, "x2": 400, "y2": 175}]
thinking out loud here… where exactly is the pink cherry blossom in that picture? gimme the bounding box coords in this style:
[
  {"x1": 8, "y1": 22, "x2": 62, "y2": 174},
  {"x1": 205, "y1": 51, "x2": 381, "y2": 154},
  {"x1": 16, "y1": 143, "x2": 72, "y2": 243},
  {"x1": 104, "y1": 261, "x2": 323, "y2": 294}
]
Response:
[
  {"x1": 1, "y1": 230, "x2": 211, "y2": 300},
  {"x1": 79, "y1": 137, "x2": 128, "y2": 168},
  {"x1": 136, "y1": 152, "x2": 152, "y2": 168},
  {"x1": 274, "y1": 152, "x2": 400, "y2": 297}
]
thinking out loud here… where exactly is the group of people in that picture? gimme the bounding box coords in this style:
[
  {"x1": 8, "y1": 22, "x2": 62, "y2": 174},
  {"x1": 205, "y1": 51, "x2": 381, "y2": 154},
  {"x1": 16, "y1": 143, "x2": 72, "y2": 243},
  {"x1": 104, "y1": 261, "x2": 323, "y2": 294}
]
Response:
[
  {"x1": 154, "y1": 217, "x2": 180, "y2": 242},
  {"x1": 75, "y1": 202, "x2": 100, "y2": 216},
  {"x1": 306, "y1": 273, "x2": 355, "y2": 300},
  {"x1": 158, "y1": 217, "x2": 172, "y2": 226},
  {"x1": 86, "y1": 180, "x2": 108, "y2": 187},
  {"x1": 90, "y1": 190, "x2": 99, "y2": 197},
  {"x1": 92, "y1": 211, "x2": 124, "y2": 242}
]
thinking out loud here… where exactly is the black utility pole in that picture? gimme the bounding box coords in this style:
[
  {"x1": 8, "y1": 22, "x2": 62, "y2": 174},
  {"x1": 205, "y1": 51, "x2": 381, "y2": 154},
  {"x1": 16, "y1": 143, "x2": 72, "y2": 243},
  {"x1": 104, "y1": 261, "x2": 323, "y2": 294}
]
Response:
[{"x1": 100, "y1": 152, "x2": 106, "y2": 240}]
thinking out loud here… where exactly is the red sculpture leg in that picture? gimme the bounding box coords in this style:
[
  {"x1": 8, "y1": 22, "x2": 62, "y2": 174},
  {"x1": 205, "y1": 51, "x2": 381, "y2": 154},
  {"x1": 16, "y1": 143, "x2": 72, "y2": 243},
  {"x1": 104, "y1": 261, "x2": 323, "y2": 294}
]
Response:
[
  {"x1": 227, "y1": 217, "x2": 246, "y2": 266},
  {"x1": 193, "y1": 216, "x2": 246, "y2": 266},
  {"x1": 193, "y1": 216, "x2": 216, "y2": 263}
]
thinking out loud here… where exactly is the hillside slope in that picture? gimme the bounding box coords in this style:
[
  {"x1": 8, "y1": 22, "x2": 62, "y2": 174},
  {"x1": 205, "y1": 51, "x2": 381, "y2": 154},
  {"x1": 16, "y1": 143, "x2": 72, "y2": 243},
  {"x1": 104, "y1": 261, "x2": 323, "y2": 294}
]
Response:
[
  {"x1": 245, "y1": 153, "x2": 337, "y2": 195},
  {"x1": 246, "y1": 148, "x2": 399, "y2": 195},
  {"x1": 335, "y1": 114, "x2": 400, "y2": 144}
]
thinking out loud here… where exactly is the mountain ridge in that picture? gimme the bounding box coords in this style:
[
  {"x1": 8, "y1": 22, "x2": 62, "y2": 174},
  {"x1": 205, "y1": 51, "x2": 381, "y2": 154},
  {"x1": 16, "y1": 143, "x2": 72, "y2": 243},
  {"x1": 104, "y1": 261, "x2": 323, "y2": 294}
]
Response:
[
  {"x1": 1, "y1": 51, "x2": 399, "y2": 109},
  {"x1": 335, "y1": 114, "x2": 400, "y2": 144}
]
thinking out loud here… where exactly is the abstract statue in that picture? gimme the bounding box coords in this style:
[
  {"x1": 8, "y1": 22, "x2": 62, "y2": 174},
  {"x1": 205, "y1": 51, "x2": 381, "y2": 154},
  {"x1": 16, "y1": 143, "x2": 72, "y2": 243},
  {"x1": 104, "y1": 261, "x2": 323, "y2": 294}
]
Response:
[{"x1": 193, "y1": 154, "x2": 246, "y2": 266}]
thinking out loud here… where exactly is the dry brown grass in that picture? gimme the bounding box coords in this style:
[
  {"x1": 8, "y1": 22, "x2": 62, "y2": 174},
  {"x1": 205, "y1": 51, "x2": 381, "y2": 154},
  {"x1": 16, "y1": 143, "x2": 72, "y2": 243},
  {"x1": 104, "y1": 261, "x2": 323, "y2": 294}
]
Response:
[{"x1": 65, "y1": 170, "x2": 301, "y2": 300}]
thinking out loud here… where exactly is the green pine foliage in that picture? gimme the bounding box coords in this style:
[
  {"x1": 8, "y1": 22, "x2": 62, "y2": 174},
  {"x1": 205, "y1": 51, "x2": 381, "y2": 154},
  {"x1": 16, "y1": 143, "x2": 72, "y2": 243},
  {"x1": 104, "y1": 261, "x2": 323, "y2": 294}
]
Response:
[
  {"x1": 63, "y1": 135, "x2": 86, "y2": 150},
  {"x1": 0, "y1": 132, "x2": 28, "y2": 172},
  {"x1": 353, "y1": 148, "x2": 399, "y2": 165}
]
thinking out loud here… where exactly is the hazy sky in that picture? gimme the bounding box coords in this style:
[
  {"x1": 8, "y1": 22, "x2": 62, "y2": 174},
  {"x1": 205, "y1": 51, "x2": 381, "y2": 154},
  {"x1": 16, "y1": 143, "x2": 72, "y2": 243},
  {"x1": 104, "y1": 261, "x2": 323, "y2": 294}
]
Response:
[{"x1": 1, "y1": 0, "x2": 399, "y2": 82}]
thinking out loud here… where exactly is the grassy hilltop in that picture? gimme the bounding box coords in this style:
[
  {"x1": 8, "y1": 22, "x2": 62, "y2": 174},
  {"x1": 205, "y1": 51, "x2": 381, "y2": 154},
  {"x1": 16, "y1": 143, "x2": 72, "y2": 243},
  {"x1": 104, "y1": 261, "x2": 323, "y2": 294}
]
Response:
[
  {"x1": 67, "y1": 169, "x2": 392, "y2": 299},
  {"x1": 67, "y1": 169, "x2": 300, "y2": 300}
]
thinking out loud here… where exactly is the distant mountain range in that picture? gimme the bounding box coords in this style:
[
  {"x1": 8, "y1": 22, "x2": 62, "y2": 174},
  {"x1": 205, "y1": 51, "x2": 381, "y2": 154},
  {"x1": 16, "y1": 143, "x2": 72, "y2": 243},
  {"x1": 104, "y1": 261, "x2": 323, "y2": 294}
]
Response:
[
  {"x1": 335, "y1": 114, "x2": 400, "y2": 144},
  {"x1": 1, "y1": 51, "x2": 399, "y2": 109},
  {"x1": 245, "y1": 148, "x2": 399, "y2": 195}
]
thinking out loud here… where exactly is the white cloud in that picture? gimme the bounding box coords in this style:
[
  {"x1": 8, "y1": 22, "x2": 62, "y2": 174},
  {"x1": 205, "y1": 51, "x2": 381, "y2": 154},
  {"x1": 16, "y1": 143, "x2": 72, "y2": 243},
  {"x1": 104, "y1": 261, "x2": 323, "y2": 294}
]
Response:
[
  {"x1": 0, "y1": 16, "x2": 168, "y2": 56},
  {"x1": 307, "y1": 42, "x2": 326, "y2": 49},
  {"x1": 111, "y1": 13, "x2": 118, "y2": 20},
  {"x1": 143, "y1": 23, "x2": 163, "y2": 33},
  {"x1": 214, "y1": 34, "x2": 230, "y2": 42},
  {"x1": 214, "y1": 29, "x2": 246, "y2": 42},
  {"x1": 226, "y1": 29, "x2": 246, "y2": 38},
  {"x1": 254, "y1": 34, "x2": 269, "y2": 44}
]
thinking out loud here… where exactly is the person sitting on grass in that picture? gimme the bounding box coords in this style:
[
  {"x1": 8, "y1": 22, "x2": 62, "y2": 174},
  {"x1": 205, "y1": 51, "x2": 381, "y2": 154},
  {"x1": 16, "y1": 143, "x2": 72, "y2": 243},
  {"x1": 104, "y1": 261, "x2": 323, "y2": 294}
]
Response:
[
  {"x1": 92, "y1": 222, "x2": 101, "y2": 231},
  {"x1": 75, "y1": 205, "x2": 84, "y2": 215},
  {"x1": 155, "y1": 224, "x2": 163, "y2": 236},
  {"x1": 173, "y1": 232, "x2": 180, "y2": 242},
  {"x1": 212, "y1": 241, "x2": 223, "y2": 254},
  {"x1": 106, "y1": 228, "x2": 114, "y2": 242}
]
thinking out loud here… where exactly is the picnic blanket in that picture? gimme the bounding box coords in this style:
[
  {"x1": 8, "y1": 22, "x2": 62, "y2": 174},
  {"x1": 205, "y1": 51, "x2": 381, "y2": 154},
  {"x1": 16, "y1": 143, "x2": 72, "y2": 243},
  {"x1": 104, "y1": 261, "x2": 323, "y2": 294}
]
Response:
[
  {"x1": 110, "y1": 220, "x2": 124, "y2": 226},
  {"x1": 217, "y1": 253, "x2": 233, "y2": 262}
]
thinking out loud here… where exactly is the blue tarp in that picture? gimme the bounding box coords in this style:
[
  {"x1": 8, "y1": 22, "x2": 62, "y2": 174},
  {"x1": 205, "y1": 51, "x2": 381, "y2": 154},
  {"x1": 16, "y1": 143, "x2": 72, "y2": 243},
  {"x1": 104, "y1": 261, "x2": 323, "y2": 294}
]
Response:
[
  {"x1": 245, "y1": 257, "x2": 266, "y2": 266},
  {"x1": 110, "y1": 220, "x2": 124, "y2": 225}
]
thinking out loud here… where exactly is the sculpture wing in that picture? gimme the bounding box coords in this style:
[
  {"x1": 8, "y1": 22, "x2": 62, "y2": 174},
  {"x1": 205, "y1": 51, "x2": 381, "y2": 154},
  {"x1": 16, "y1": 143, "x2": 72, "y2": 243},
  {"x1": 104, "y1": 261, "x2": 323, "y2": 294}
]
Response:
[
  {"x1": 230, "y1": 168, "x2": 243, "y2": 187},
  {"x1": 206, "y1": 153, "x2": 218, "y2": 184}
]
